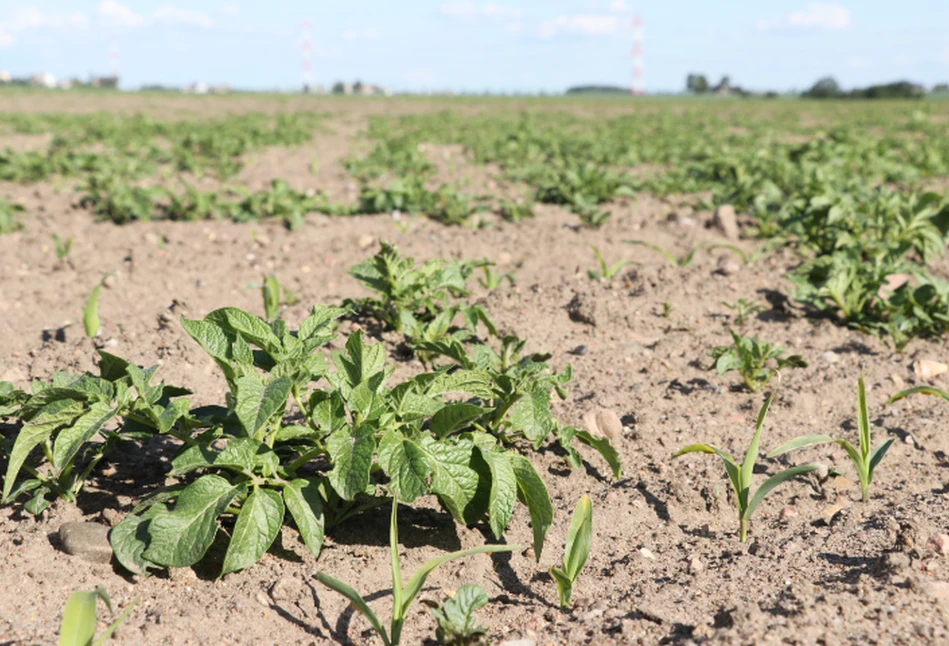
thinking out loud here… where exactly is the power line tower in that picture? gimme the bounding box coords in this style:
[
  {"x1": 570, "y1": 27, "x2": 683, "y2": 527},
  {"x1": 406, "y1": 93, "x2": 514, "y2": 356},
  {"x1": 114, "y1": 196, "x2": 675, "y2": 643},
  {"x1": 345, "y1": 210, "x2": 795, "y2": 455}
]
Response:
[
  {"x1": 110, "y1": 35, "x2": 119, "y2": 82},
  {"x1": 631, "y1": 16, "x2": 644, "y2": 95}
]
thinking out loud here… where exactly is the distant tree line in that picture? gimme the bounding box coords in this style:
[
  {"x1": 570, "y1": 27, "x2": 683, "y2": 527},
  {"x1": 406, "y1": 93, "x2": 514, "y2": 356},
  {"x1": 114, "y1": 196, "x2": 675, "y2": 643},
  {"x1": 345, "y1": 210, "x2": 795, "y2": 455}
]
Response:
[
  {"x1": 684, "y1": 72, "x2": 940, "y2": 100},
  {"x1": 565, "y1": 85, "x2": 631, "y2": 95},
  {"x1": 685, "y1": 74, "x2": 759, "y2": 97},
  {"x1": 802, "y1": 77, "x2": 925, "y2": 99}
]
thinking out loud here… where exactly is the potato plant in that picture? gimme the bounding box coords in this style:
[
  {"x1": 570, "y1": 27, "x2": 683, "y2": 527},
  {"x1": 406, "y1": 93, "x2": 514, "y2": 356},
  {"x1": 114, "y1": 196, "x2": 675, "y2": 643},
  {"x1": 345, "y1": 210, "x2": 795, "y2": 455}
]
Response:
[
  {"x1": 709, "y1": 330, "x2": 807, "y2": 392},
  {"x1": 1, "y1": 353, "x2": 192, "y2": 515},
  {"x1": 103, "y1": 302, "x2": 619, "y2": 575}
]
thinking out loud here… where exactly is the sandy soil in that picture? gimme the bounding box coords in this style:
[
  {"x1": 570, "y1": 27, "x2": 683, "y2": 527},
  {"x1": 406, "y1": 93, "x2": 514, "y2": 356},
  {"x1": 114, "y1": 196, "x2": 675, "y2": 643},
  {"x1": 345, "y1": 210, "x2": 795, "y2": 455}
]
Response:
[{"x1": 2, "y1": 93, "x2": 949, "y2": 646}]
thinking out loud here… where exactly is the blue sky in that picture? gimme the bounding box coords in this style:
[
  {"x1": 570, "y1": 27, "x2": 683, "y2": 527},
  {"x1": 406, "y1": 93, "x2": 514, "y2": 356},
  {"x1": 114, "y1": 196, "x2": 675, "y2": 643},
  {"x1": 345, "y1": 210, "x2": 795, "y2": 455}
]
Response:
[{"x1": 0, "y1": 1, "x2": 947, "y2": 93}]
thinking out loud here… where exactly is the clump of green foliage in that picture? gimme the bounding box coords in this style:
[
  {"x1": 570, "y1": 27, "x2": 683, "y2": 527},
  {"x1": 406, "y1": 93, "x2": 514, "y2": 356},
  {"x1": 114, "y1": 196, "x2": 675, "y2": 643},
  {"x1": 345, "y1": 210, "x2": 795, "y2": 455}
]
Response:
[
  {"x1": 709, "y1": 330, "x2": 807, "y2": 392},
  {"x1": 0, "y1": 198, "x2": 25, "y2": 234},
  {"x1": 674, "y1": 395, "x2": 818, "y2": 542},
  {"x1": 1, "y1": 352, "x2": 191, "y2": 514},
  {"x1": 769, "y1": 376, "x2": 895, "y2": 503},
  {"x1": 499, "y1": 200, "x2": 535, "y2": 223},
  {"x1": 345, "y1": 241, "x2": 496, "y2": 354}
]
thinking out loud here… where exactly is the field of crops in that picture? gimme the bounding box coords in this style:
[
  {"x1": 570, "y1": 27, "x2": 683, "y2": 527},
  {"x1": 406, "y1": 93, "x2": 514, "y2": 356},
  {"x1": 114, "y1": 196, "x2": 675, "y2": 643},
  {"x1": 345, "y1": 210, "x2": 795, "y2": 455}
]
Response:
[{"x1": 2, "y1": 90, "x2": 949, "y2": 645}]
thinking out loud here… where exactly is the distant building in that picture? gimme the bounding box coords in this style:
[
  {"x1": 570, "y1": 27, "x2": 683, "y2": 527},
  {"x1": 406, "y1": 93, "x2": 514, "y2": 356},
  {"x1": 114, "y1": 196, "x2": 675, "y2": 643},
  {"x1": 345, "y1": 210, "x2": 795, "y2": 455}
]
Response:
[
  {"x1": 90, "y1": 76, "x2": 119, "y2": 89},
  {"x1": 29, "y1": 73, "x2": 57, "y2": 88},
  {"x1": 0, "y1": 71, "x2": 10, "y2": 83},
  {"x1": 209, "y1": 84, "x2": 232, "y2": 94},
  {"x1": 185, "y1": 82, "x2": 209, "y2": 94}
]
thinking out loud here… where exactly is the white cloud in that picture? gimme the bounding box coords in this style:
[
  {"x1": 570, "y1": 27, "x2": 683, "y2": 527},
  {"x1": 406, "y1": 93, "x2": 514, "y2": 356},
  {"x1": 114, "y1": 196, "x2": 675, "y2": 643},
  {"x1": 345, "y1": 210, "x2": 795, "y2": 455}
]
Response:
[
  {"x1": 98, "y1": 1, "x2": 145, "y2": 27},
  {"x1": 7, "y1": 8, "x2": 89, "y2": 30},
  {"x1": 98, "y1": 2, "x2": 213, "y2": 29},
  {"x1": 153, "y1": 5, "x2": 213, "y2": 28},
  {"x1": 607, "y1": 0, "x2": 629, "y2": 12},
  {"x1": 540, "y1": 14, "x2": 619, "y2": 39},
  {"x1": 788, "y1": 3, "x2": 850, "y2": 29},
  {"x1": 441, "y1": 2, "x2": 524, "y2": 19},
  {"x1": 758, "y1": 3, "x2": 851, "y2": 32},
  {"x1": 343, "y1": 27, "x2": 381, "y2": 41},
  {"x1": 218, "y1": 4, "x2": 239, "y2": 17},
  {"x1": 405, "y1": 68, "x2": 436, "y2": 84},
  {"x1": 0, "y1": 7, "x2": 89, "y2": 47}
]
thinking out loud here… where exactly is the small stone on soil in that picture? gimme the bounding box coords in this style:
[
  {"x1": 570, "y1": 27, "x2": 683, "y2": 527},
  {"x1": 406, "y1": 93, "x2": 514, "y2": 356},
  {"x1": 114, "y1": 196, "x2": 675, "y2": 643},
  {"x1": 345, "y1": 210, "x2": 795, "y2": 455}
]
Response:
[
  {"x1": 913, "y1": 359, "x2": 948, "y2": 380},
  {"x1": 715, "y1": 256, "x2": 740, "y2": 276},
  {"x1": 58, "y1": 521, "x2": 113, "y2": 564},
  {"x1": 568, "y1": 344, "x2": 588, "y2": 356},
  {"x1": 581, "y1": 408, "x2": 623, "y2": 441},
  {"x1": 821, "y1": 351, "x2": 839, "y2": 364},
  {"x1": 929, "y1": 534, "x2": 949, "y2": 555}
]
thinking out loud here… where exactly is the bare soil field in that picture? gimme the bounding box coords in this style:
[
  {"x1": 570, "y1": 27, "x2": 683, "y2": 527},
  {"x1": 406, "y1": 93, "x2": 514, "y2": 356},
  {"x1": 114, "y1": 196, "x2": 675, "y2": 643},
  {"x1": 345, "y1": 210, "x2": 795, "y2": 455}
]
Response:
[{"x1": 2, "y1": 92, "x2": 949, "y2": 645}]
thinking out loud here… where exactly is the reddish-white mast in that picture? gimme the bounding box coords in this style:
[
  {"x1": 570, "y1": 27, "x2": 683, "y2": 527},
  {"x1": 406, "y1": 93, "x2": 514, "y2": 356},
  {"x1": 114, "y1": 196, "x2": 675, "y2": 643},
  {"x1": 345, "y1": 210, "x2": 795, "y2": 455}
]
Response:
[{"x1": 631, "y1": 16, "x2": 644, "y2": 95}]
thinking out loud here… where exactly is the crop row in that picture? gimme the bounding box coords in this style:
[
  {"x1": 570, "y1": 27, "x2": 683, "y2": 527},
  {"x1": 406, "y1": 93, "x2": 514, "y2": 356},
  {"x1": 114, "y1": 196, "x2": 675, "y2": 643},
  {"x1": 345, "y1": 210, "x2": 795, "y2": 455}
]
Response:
[{"x1": 3, "y1": 241, "x2": 949, "y2": 644}]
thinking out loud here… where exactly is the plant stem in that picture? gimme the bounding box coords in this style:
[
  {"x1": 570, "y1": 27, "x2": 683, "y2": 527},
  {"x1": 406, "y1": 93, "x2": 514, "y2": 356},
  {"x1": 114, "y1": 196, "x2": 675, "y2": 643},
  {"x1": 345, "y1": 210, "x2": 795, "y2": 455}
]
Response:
[
  {"x1": 739, "y1": 517, "x2": 749, "y2": 543},
  {"x1": 389, "y1": 497, "x2": 404, "y2": 646}
]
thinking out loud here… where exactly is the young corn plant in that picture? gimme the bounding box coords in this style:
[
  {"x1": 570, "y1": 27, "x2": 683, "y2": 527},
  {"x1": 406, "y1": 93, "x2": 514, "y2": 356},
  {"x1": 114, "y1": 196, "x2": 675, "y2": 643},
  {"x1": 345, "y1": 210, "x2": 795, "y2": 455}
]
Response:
[
  {"x1": 889, "y1": 384, "x2": 949, "y2": 407},
  {"x1": 625, "y1": 239, "x2": 747, "y2": 268},
  {"x1": 53, "y1": 233, "x2": 74, "y2": 267},
  {"x1": 550, "y1": 494, "x2": 593, "y2": 609},
  {"x1": 709, "y1": 330, "x2": 807, "y2": 392},
  {"x1": 674, "y1": 395, "x2": 818, "y2": 542},
  {"x1": 769, "y1": 376, "x2": 895, "y2": 503},
  {"x1": 316, "y1": 497, "x2": 518, "y2": 646},
  {"x1": 586, "y1": 245, "x2": 631, "y2": 281},
  {"x1": 477, "y1": 265, "x2": 515, "y2": 291},
  {"x1": 424, "y1": 585, "x2": 490, "y2": 646},
  {"x1": 58, "y1": 587, "x2": 136, "y2": 646},
  {"x1": 262, "y1": 274, "x2": 281, "y2": 321},
  {"x1": 83, "y1": 279, "x2": 104, "y2": 339}
]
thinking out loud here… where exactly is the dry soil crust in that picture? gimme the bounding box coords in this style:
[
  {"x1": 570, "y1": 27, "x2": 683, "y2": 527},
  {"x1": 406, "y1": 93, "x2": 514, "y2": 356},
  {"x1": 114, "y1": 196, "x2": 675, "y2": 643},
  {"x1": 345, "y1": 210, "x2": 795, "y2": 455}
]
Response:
[{"x1": 1, "y1": 95, "x2": 949, "y2": 645}]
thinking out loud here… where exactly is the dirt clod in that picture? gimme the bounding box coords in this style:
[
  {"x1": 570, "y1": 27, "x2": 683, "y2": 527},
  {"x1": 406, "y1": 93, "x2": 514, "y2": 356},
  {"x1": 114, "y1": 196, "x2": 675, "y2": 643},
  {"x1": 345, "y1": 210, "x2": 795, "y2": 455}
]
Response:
[
  {"x1": 567, "y1": 293, "x2": 597, "y2": 326},
  {"x1": 711, "y1": 205, "x2": 740, "y2": 240},
  {"x1": 582, "y1": 407, "x2": 623, "y2": 441}
]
